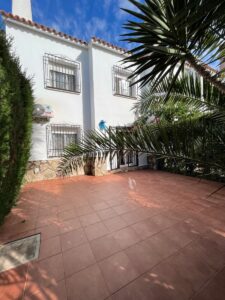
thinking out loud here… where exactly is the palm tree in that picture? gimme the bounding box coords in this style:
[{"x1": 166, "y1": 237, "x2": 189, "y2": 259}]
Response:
[
  {"x1": 58, "y1": 0, "x2": 225, "y2": 178},
  {"x1": 122, "y1": 0, "x2": 225, "y2": 94},
  {"x1": 58, "y1": 72, "x2": 225, "y2": 177}
]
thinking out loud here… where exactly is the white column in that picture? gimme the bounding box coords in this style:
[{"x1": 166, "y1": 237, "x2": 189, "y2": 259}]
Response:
[{"x1": 12, "y1": 0, "x2": 32, "y2": 20}]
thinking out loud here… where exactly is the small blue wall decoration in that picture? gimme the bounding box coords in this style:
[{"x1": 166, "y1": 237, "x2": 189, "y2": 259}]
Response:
[{"x1": 99, "y1": 120, "x2": 107, "y2": 131}]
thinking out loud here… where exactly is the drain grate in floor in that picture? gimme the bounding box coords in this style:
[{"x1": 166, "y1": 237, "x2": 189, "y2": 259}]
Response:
[{"x1": 0, "y1": 234, "x2": 41, "y2": 273}]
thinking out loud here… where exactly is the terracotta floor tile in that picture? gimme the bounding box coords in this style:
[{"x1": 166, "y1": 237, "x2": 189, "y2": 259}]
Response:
[
  {"x1": 24, "y1": 279, "x2": 67, "y2": 300},
  {"x1": 185, "y1": 237, "x2": 225, "y2": 271},
  {"x1": 144, "y1": 230, "x2": 182, "y2": 260},
  {"x1": 192, "y1": 267, "x2": 225, "y2": 300},
  {"x1": 79, "y1": 212, "x2": 101, "y2": 227},
  {"x1": 27, "y1": 254, "x2": 64, "y2": 294},
  {"x1": 159, "y1": 224, "x2": 194, "y2": 248},
  {"x1": 60, "y1": 228, "x2": 87, "y2": 252},
  {"x1": 84, "y1": 222, "x2": 109, "y2": 241},
  {"x1": 36, "y1": 215, "x2": 58, "y2": 229},
  {"x1": 66, "y1": 264, "x2": 109, "y2": 300},
  {"x1": 97, "y1": 208, "x2": 117, "y2": 220},
  {"x1": 0, "y1": 265, "x2": 28, "y2": 300},
  {"x1": 175, "y1": 218, "x2": 207, "y2": 241},
  {"x1": 125, "y1": 240, "x2": 161, "y2": 274},
  {"x1": 5, "y1": 220, "x2": 37, "y2": 238},
  {"x1": 105, "y1": 199, "x2": 125, "y2": 207},
  {"x1": 38, "y1": 207, "x2": 58, "y2": 217},
  {"x1": 63, "y1": 243, "x2": 95, "y2": 277},
  {"x1": 132, "y1": 219, "x2": 161, "y2": 239},
  {"x1": 112, "y1": 227, "x2": 140, "y2": 250},
  {"x1": 146, "y1": 260, "x2": 194, "y2": 300},
  {"x1": 150, "y1": 214, "x2": 179, "y2": 230},
  {"x1": 39, "y1": 236, "x2": 61, "y2": 260},
  {"x1": 90, "y1": 235, "x2": 121, "y2": 261},
  {"x1": 111, "y1": 275, "x2": 154, "y2": 300},
  {"x1": 121, "y1": 210, "x2": 148, "y2": 226},
  {"x1": 36, "y1": 224, "x2": 60, "y2": 241},
  {"x1": 167, "y1": 249, "x2": 215, "y2": 293},
  {"x1": 182, "y1": 201, "x2": 207, "y2": 213},
  {"x1": 92, "y1": 201, "x2": 110, "y2": 211},
  {"x1": 58, "y1": 209, "x2": 76, "y2": 222},
  {"x1": 73, "y1": 199, "x2": 89, "y2": 208},
  {"x1": 59, "y1": 218, "x2": 81, "y2": 234},
  {"x1": 99, "y1": 251, "x2": 139, "y2": 293},
  {"x1": 202, "y1": 229, "x2": 225, "y2": 253},
  {"x1": 57, "y1": 203, "x2": 74, "y2": 213},
  {"x1": 103, "y1": 216, "x2": 127, "y2": 232},
  {"x1": 1, "y1": 171, "x2": 225, "y2": 299},
  {"x1": 113, "y1": 204, "x2": 136, "y2": 215},
  {"x1": 75, "y1": 205, "x2": 94, "y2": 217}
]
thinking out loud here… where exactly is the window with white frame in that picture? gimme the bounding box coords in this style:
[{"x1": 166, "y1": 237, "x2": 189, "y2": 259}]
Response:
[
  {"x1": 43, "y1": 54, "x2": 81, "y2": 93},
  {"x1": 112, "y1": 65, "x2": 137, "y2": 98},
  {"x1": 46, "y1": 124, "x2": 81, "y2": 157}
]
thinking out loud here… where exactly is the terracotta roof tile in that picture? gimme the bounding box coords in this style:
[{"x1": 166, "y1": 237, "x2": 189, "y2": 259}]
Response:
[
  {"x1": 0, "y1": 10, "x2": 88, "y2": 46},
  {"x1": 0, "y1": 10, "x2": 129, "y2": 54},
  {"x1": 92, "y1": 37, "x2": 128, "y2": 54}
]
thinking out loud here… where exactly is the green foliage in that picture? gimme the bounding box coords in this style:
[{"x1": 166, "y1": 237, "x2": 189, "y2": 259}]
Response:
[
  {"x1": 58, "y1": 116, "x2": 225, "y2": 178},
  {"x1": 0, "y1": 32, "x2": 33, "y2": 224},
  {"x1": 122, "y1": 0, "x2": 225, "y2": 95},
  {"x1": 134, "y1": 70, "x2": 224, "y2": 124},
  {"x1": 135, "y1": 99, "x2": 201, "y2": 124},
  {"x1": 58, "y1": 71, "x2": 225, "y2": 181},
  {"x1": 58, "y1": 0, "x2": 225, "y2": 182}
]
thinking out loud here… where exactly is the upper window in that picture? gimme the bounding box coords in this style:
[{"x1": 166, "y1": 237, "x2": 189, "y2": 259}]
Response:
[
  {"x1": 112, "y1": 66, "x2": 137, "y2": 98},
  {"x1": 43, "y1": 54, "x2": 81, "y2": 93}
]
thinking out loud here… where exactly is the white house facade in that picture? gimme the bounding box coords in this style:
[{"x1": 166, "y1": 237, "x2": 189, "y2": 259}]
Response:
[{"x1": 1, "y1": 0, "x2": 147, "y2": 181}]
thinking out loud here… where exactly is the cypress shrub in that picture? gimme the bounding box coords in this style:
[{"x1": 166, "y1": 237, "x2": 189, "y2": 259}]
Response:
[{"x1": 0, "y1": 31, "x2": 33, "y2": 224}]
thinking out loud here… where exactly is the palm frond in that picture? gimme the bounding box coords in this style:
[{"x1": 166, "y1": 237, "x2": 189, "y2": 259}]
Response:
[
  {"x1": 58, "y1": 119, "x2": 225, "y2": 176},
  {"x1": 122, "y1": 0, "x2": 225, "y2": 94},
  {"x1": 134, "y1": 71, "x2": 225, "y2": 124}
]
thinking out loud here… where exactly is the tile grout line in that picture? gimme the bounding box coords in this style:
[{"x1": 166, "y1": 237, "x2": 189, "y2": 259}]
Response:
[
  {"x1": 77, "y1": 218, "x2": 111, "y2": 298},
  {"x1": 104, "y1": 227, "x2": 218, "y2": 299},
  {"x1": 189, "y1": 263, "x2": 225, "y2": 300},
  {"x1": 58, "y1": 210, "x2": 207, "y2": 285},
  {"x1": 3, "y1": 180, "x2": 223, "y2": 299},
  {"x1": 57, "y1": 224, "x2": 68, "y2": 300},
  {"x1": 34, "y1": 201, "x2": 207, "y2": 267}
]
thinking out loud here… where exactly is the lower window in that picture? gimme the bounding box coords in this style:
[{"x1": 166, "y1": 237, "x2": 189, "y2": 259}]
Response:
[{"x1": 46, "y1": 124, "x2": 81, "y2": 157}]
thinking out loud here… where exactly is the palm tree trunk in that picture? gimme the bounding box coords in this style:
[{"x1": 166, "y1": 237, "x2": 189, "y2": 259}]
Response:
[{"x1": 187, "y1": 55, "x2": 225, "y2": 95}]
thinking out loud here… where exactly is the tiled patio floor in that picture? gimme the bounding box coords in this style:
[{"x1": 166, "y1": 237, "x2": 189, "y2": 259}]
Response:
[{"x1": 1, "y1": 170, "x2": 225, "y2": 300}]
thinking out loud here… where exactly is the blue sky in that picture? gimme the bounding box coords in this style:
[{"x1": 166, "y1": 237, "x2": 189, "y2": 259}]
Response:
[{"x1": 0, "y1": 0, "x2": 139, "y2": 48}]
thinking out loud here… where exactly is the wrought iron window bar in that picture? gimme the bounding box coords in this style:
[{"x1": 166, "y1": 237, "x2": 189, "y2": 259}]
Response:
[
  {"x1": 112, "y1": 65, "x2": 137, "y2": 98},
  {"x1": 46, "y1": 124, "x2": 81, "y2": 158},
  {"x1": 43, "y1": 54, "x2": 81, "y2": 93}
]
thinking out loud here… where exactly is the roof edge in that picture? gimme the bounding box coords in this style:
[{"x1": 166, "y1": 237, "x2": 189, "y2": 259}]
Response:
[
  {"x1": 91, "y1": 37, "x2": 129, "y2": 56},
  {"x1": 0, "y1": 10, "x2": 88, "y2": 47},
  {"x1": 0, "y1": 10, "x2": 130, "y2": 55}
]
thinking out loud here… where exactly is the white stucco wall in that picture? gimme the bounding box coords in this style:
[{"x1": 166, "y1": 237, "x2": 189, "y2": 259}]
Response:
[
  {"x1": 4, "y1": 19, "x2": 147, "y2": 169},
  {"x1": 90, "y1": 43, "x2": 137, "y2": 129},
  {"x1": 6, "y1": 21, "x2": 91, "y2": 160}
]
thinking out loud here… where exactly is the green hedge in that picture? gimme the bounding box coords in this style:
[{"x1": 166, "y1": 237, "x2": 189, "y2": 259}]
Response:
[{"x1": 0, "y1": 31, "x2": 33, "y2": 224}]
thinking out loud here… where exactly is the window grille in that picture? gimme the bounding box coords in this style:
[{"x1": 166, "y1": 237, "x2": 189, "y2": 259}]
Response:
[
  {"x1": 46, "y1": 124, "x2": 81, "y2": 157},
  {"x1": 43, "y1": 54, "x2": 81, "y2": 93},
  {"x1": 112, "y1": 66, "x2": 137, "y2": 98}
]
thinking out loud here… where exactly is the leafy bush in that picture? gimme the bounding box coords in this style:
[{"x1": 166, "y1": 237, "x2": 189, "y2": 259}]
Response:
[{"x1": 0, "y1": 32, "x2": 33, "y2": 224}]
